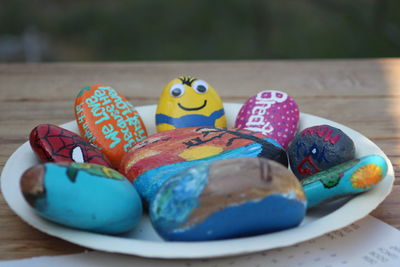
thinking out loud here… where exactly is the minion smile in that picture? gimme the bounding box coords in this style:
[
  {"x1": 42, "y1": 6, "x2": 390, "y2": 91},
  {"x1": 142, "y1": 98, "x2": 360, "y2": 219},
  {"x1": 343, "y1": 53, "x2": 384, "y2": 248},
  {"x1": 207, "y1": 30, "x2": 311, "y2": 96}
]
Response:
[
  {"x1": 178, "y1": 100, "x2": 207, "y2": 111},
  {"x1": 155, "y1": 76, "x2": 227, "y2": 132}
]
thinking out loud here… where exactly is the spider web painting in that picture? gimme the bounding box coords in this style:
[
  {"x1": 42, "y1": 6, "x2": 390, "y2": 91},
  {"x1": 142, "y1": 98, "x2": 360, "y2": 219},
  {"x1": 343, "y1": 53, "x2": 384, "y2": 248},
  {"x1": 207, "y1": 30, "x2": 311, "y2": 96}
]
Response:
[{"x1": 30, "y1": 124, "x2": 112, "y2": 167}]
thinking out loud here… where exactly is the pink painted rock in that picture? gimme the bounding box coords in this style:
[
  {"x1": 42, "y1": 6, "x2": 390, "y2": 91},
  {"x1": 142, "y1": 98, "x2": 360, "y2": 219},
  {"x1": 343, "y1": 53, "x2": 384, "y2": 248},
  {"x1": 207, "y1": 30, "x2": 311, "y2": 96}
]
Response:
[
  {"x1": 235, "y1": 90, "x2": 299, "y2": 149},
  {"x1": 30, "y1": 124, "x2": 112, "y2": 167}
]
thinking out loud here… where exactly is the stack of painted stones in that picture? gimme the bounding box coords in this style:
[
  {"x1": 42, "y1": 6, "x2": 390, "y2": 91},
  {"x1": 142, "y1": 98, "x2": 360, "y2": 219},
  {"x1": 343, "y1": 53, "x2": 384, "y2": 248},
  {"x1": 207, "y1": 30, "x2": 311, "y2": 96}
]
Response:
[{"x1": 21, "y1": 77, "x2": 388, "y2": 241}]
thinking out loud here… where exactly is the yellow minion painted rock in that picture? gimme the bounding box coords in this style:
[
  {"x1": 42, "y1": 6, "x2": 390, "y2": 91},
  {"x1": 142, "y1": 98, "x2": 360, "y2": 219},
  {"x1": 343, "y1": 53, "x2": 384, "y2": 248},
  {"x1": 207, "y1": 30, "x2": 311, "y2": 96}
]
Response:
[{"x1": 155, "y1": 76, "x2": 227, "y2": 132}]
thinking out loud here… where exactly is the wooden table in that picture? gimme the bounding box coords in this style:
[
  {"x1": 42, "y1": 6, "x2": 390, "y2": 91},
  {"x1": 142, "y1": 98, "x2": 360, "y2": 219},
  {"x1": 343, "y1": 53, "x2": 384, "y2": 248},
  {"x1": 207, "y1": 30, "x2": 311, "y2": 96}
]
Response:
[{"x1": 0, "y1": 59, "x2": 399, "y2": 260}]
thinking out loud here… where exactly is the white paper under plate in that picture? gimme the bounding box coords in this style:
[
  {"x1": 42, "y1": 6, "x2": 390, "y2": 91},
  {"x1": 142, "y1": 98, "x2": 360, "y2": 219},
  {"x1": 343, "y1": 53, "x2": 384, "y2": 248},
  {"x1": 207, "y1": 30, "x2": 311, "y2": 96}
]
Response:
[{"x1": 0, "y1": 103, "x2": 395, "y2": 259}]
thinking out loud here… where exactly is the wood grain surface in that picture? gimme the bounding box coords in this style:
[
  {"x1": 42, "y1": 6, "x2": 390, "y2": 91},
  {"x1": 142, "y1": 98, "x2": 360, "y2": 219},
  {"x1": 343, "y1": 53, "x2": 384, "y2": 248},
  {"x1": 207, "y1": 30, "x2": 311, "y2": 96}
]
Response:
[{"x1": 0, "y1": 59, "x2": 399, "y2": 260}]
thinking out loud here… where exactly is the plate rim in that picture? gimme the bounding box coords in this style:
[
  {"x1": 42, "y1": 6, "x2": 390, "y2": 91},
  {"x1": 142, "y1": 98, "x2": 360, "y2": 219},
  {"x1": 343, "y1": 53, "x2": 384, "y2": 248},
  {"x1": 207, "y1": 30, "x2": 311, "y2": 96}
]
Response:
[{"x1": 0, "y1": 103, "x2": 394, "y2": 259}]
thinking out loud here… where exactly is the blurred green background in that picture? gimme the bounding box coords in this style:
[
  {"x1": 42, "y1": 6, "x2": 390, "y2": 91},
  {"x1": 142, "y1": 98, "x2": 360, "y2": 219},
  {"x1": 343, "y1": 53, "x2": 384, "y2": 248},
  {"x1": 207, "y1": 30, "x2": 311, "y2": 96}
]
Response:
[{"x1": 1, "y1": 0, "x2": 400, "y2": 62}]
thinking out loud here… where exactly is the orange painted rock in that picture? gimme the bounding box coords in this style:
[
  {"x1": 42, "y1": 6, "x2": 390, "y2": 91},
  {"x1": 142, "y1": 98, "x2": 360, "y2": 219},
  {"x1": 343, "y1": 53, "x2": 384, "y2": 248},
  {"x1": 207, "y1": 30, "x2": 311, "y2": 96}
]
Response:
[
  {"x1": 120, "y1": 127, "x2": 288, "y2": 202},
  {"x1": 75, "y1": 84, "x2": 148, "y2": 168}
]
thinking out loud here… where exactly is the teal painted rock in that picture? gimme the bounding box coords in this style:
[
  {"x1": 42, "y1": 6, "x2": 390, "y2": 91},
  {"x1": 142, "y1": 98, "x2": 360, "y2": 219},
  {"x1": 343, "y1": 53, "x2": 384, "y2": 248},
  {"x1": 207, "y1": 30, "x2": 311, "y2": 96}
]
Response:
[
  {"x1": 120, "y1": 127, "x2": 288, "y2": 203},
  {"x1": 302, "y1": 155, "x2": 388, "y2": 208},
  {"x1": 150, "y1": 157, "x2": 306, "y2": 241},
  {"x1": 20, "y1": 162, "x2": 142, "y2": 234}
]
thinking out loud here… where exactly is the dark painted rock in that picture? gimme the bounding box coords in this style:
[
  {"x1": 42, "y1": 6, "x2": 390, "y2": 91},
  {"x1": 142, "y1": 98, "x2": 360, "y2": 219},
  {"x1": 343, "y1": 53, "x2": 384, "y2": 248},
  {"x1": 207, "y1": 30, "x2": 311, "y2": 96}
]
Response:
[
  {"x1": 75, "y1": 84, "x2": 148, "y2": 168},
  {"x1": 235, "y1": 90, "x2": 299, "y2": 149},
  {"x1": 150, "y1": 157, "x2": 306, "y2": 241},
  {"x1": 288, "y1": 125, "x2": 355, "y2": 180},
  {"x1": 30, "y1": 124, "x2": 112, "y2": 167},
  {"x1": 302, "y1": 155, "x2": 388, "y2": 208},
  {"x1": 155, "y1": 76, "x2": 226, "y2": 132},
  {"x1": 20, "y1": 162, "x2": 142, "y2": 234},
  {"x1": 120, "y1": 127, "x2": 288, "y2": 202}
]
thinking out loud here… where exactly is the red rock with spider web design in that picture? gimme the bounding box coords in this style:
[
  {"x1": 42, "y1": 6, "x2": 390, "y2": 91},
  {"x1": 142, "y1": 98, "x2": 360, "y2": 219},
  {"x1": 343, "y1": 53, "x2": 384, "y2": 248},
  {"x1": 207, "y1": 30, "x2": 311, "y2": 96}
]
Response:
[{"x1": 29, "y1": 124, "x2": 112, "y2": 167}]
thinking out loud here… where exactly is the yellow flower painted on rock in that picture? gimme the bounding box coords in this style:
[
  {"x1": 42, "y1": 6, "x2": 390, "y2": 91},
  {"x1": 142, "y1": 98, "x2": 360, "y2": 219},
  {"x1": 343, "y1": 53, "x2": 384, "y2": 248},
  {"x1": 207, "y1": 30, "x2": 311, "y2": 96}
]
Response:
[{"x1": 350, "y1": 164, "x2": 383, "y2": 189}]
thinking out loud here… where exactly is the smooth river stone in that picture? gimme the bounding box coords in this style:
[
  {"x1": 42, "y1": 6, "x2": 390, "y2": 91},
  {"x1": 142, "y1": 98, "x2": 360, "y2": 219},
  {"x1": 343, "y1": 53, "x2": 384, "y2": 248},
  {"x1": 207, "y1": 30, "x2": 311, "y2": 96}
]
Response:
[
  {"x1": 150, "y1": 157, "x2": 306, "y2": 241},
  {"x1": 288, "y1": 124, "x2": 355, "y2": 181},
  {"x1": 235, "y1": 90, "x2": 299, "y2": 149},
  {"x1": 302, "y1": 155, "x2": 388, "y2": 208},
  {"x1": 155, "y1": 76, "x2": 226, "y2": 132},
  {"x1": 20, "y1": 162, "x2": 142, "y2": 234},
  {"x1": 30, "y1": 124, "x2": 112, "y2": 167},
  {"x1": 75, "y1": 84, "x2": 148, "y2": 168},
  {"x1": 120, "y1": 127, "x2": 288, "y2": 202}
]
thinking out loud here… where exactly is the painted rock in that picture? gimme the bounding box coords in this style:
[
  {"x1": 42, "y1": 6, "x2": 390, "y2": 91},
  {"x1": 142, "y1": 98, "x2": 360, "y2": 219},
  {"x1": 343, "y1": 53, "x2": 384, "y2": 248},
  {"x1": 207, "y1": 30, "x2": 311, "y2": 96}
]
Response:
[
  {"x1": 20, "y1": 162, "x2": 142, "y2": 234},
  {"x1": 120, "y1": 127, "x2": 288, "y2": 202},
  {"x1": 29, "y1": 124, "x2": 112, "y2": 167},
  {"x1": 235, "y1": 90, "x2": 299, "y2": 149},
  {"x1": 150, "y1": 157, "x2": 306, "y2": 241},
  {"x1": 288, "y1": 125, "x2": 355, "y2": 180},
  {"x1": 75, "y1": 84, "x2": 148, "y2": 168},
  {"x1": 302, "y1": 155, "x2": 387, "y2": 208},
  {"x1": 155, "y1": 76, "x2": 226, "y2": 132}
]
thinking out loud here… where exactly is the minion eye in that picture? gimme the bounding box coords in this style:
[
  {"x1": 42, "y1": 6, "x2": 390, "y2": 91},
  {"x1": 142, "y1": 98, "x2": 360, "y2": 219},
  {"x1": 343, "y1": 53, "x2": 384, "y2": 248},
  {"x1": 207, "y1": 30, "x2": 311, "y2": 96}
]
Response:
[
  {"x1": 193, "y1": 80, "x2": 208, "y2": 94},
  {"x1": 170, "y1": 83, "x2": 185, "y2": 97}
]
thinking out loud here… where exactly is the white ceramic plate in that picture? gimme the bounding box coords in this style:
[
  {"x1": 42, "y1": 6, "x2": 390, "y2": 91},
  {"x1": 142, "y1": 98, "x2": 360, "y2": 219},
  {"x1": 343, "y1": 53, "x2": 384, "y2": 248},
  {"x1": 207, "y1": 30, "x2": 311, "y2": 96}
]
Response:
[{"x1": 1, "y1": 103, "x2": 394, "y2": 259}]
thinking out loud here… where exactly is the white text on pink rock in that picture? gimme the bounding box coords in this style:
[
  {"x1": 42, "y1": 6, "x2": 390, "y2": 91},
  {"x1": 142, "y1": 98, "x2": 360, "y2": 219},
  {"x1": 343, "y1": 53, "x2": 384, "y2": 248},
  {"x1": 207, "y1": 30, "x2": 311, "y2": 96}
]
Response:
[{"x1": 245, "y1": 90, "x2": 288, "y2": 135}]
